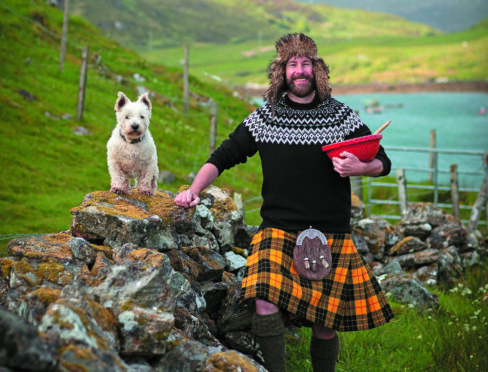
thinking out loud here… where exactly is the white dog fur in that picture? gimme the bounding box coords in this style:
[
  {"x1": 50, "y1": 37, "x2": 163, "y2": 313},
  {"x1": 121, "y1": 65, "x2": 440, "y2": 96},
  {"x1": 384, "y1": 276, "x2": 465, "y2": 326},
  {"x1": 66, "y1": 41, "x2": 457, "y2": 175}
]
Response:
[{"x1": 107, "y1": 91, "x2": 158, "y2": 195}]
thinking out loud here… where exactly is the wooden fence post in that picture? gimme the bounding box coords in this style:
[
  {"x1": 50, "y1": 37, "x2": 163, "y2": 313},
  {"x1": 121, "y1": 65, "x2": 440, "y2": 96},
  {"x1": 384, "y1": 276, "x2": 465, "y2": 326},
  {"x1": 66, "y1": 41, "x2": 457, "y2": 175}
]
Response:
[
  {"x1": 450, "y1": 164, "x2": 460, "y2": 219},
  {"x1": 428, "y1": 129, "x2": 436, "y2": 183},
  {"x1": 59, "y1": 0, "x2": 69, "y2": 72},
  {"x1": 468, "y1": 174, "x2": 487, "y2": 232},
  {"x1": 184, "y1": 44, "x2": 189, "y2": 114},
  {"x1": 209, "y1": 100, "x2": 217, "y2": 155},
  {"x1": 396, "y1": 168, "x2": 408, "y2": 219},
  {"x1": 76, "y1": 46, "x2": 89, "y2": 121}
]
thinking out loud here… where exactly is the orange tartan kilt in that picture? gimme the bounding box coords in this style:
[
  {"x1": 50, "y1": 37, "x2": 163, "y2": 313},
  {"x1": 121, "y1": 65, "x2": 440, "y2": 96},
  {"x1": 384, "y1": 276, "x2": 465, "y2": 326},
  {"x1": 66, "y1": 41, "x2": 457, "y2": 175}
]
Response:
[{"x1": 239, "y1": 228, "x2": 394, "y2": 332}]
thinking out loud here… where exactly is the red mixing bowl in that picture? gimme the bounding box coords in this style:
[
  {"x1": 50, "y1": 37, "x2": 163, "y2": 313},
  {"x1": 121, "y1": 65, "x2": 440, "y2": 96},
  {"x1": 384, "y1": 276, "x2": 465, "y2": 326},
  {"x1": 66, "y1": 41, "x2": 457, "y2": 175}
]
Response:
[{"x1": 322, "y1": 134, "x2": 382, "y2": 161}]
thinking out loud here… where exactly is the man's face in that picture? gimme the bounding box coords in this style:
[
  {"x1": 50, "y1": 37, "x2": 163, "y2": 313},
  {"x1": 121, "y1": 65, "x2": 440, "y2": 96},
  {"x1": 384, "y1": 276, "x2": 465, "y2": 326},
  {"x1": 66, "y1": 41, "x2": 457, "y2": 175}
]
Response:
[{"x1": 285, "y1": 56, "x2": 315, "y2": 98}]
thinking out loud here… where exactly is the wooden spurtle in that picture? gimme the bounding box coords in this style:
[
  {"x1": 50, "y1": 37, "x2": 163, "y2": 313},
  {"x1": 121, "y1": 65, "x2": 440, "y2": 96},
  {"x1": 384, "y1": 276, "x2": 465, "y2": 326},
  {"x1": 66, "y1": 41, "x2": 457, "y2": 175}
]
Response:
[{"x1": 374, "y1": 120, "x2": 391, "y2": 135}]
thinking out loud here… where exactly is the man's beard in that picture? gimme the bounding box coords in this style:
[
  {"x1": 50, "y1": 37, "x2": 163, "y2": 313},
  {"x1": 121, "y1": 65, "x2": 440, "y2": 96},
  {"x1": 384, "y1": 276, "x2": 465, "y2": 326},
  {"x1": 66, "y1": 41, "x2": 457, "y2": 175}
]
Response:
[{"x1": 286, "y1": 75, "x2": 315, "y2": 98}]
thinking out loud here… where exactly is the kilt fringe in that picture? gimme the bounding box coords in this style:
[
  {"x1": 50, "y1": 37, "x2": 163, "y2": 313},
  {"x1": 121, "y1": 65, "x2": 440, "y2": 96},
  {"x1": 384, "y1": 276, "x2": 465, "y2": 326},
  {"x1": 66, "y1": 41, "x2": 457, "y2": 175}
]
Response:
[{"x1": 239, "y1": 228, "x2": 394, "y2": 332}]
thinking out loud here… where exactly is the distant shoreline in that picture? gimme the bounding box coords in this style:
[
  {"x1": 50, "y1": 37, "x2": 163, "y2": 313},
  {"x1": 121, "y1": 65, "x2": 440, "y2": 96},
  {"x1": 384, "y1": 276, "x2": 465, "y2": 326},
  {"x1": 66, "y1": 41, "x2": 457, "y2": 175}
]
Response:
[{"x1": 238, "y1": 80, "x2": 488, "y2": 97}]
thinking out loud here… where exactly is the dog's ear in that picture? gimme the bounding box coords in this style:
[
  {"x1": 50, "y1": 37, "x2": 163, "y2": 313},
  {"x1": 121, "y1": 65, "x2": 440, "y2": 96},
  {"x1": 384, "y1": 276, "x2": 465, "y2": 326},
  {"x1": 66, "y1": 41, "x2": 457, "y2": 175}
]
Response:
[
  {"x1": 115, "y1": 92, "x2": 129, "y2": 112},
  {"x1": 138, "y1": 92, "x2": 152, "y2": 112}
]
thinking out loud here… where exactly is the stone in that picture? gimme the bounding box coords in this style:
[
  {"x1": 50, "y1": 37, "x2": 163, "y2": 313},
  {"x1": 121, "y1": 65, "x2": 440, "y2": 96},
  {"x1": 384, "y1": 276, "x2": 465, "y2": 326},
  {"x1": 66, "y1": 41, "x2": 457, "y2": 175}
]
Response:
[
  {"x1": 403, "y1": 202, "x2": 447, "y2": 227},
  {"x1": 380, "y1": 273, "x2": 439, "y2": 309},
  {"x1": 158, "y1": 170, "x2": 176, "y2": 184},
  {"x1": 388, "y1": 236, "x2": 427, "y2": 256},
  {"x1": 354, "y1": 216, "x2": 400, "y2": 260},
  {"x1": 70, "y1": 190, "x2": 185, "y2": 250},
  {"x1": 224, "y1": 251, "x2": 247, "y2": 272},
  {"x1": 427, "y1": 222, "x2": 470, "y2": 251},
  {"x1": 0, "y1": 187, "x2": 485, "y2": 372},
  {"x1": 396, "y1": 220, "x2": 432, "y2": 240},
  {"x1": 0, "y1": 307, "x2": 58, "y2": 371}
]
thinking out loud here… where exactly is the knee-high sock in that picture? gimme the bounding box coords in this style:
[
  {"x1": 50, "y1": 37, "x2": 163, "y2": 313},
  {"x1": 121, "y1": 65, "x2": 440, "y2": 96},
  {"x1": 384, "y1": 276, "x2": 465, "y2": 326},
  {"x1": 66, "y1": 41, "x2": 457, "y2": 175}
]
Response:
[
  {"x1": 252, "y1": 312, "x2": 286, "y2": 372},
  {"x1": 310, "y1": 334, "x2": 340, "y2": 372}
]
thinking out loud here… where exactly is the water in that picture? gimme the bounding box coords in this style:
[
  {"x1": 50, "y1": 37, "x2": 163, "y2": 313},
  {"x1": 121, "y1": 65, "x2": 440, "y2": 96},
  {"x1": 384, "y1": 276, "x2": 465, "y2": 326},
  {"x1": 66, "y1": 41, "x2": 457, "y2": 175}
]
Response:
[
  {"x1": 255, "y1": 92, "x2": 488, "y2": 186},
  {"x1": 336, "y1": 92, "x2": 488, "y2": 186}
]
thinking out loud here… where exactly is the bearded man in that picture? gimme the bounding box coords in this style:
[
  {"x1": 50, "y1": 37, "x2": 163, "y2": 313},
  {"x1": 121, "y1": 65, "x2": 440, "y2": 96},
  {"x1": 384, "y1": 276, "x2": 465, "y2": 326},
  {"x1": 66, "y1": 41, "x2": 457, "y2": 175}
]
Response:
[{"x1": 175, "y1": 33, "x2": 394, "y2": 372}]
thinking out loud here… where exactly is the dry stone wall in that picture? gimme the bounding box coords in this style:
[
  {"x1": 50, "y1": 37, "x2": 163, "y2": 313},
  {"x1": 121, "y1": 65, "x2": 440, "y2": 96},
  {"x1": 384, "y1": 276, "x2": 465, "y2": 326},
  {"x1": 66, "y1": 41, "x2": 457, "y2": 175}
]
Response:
[{"x1": 0, "y1": 187, "x2": 486, "y2": 371}]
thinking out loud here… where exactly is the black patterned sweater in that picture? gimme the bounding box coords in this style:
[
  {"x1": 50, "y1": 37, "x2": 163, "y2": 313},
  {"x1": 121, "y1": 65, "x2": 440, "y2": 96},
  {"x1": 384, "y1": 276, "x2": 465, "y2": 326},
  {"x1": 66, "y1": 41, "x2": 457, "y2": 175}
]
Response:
[{"x1": 207, "y1": 94, "x2": 391, "y2": 233}]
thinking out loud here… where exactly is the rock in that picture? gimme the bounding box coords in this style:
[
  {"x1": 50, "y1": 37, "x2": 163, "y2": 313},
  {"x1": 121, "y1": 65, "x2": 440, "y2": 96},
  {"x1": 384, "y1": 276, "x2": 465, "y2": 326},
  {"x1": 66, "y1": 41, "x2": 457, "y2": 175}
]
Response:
[
  {"x1": 70, "y1": 190, "x2": 183, "y2": 250},
  {"x1": 396, "y1": 220, "x2": 432, "y2": 240},
  {"x1": 383, "y1": 261, "x2": 403, "y2": 275},
  {"x1": 0, "y1": 307, "x2": 58, "y2": 371},
  {"x1": 354, "y1": 217, "x2": 400, "y2": 260},
  {"x1": 173, "y1": 308, "x2": 221, "y2": 347},
  {"x1": 201, "y1": 282, "x2": 230, "y2": 314},
  {"x1": 388, "y1": 236, "x2": 427, "y2": 256},
  {"x1": 388, "y1": 248, "x2": 439, "y2": 270},
  {"x1": 427, "y1": 222, "x2": 469, "y2": 251},
  {"x1": 17, "y1": 88, "x2": 36, "y2": 101},
  {"x1": 158, "y1": 170, "x2": 176, "y2": 184},
  {"x1": 380, "y1": 273, "x2": 439, "y2": 309},
  {"x1": 0, "y1": 187, "x2": 485, "y2": 372},
  {"x1": 224, "y1": 251, "x2": 247, "y2": 272},
  {"x1": 204, "y1": 350, "x2": 267, "y2": 372},
  {"x1": 217, "y1": 283, "x2": 253, "y2": 335},
  {"x1": 181, "y1": 246, "x2": 226, "y2": 282},
  {"x1": 403, "y1": 202, "x2": 447, "y2": 227},
  {"x1": 352, "y1": 232, "x2": 369, "y2": 255},
  {"x1": 437, "y1": 246, "x2": 463, "y2": 287},
  {"x1": 414, "y1": 265, "x2": 437, "y2": 286},
  {"x1": 73, "y1": 126, "x2": 92, "y2": 136},
  {"x1": 224, "y1": 331, "x2": 261, "y2": 361}
]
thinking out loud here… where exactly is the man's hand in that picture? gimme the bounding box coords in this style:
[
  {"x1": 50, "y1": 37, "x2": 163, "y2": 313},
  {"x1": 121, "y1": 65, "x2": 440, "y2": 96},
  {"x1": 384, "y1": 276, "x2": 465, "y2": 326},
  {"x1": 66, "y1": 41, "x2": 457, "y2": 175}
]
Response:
[
  {"x1": 332, "y1": 151, "x2": 364, "y2": 177},
  {"x1": 174, "y1": 188, "x2": 200, "y2": 208},
  {"x1": 332, "y1": 151, "x2": 384, "y2": 177},
  {"x1": 174, "y1": 163, "x2": 219, "y2": 208}
]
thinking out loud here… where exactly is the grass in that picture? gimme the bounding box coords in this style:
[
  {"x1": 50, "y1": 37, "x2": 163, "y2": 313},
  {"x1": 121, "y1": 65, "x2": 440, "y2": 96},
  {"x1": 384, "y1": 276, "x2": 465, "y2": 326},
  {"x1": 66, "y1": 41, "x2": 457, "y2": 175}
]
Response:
[
  {"x1": 141, "y1": 26, "x2": 488, "y2": 87},
  {"x1": 2, "y1": 3, "x2": 487, "y2": 370},
  {"x1": 285, "y1": 260, "x2": 488, "y2": 371},
  {"x1": 70, "y1": 0, "x2": 441, "y2": 51},
  {"x1": 0, "y1": 0, "x2": 263, "y2": 253}
]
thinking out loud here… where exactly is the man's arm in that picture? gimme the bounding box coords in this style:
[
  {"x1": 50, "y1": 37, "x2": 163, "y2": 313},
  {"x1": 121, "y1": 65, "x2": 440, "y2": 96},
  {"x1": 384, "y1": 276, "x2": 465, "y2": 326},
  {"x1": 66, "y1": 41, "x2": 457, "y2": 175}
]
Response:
[
  {"x1": 332, "y1": 151, "x2": 384, "y2": 177},
  {"x1": 174, "y1": 163, "x2": 219, "y2": 207}
]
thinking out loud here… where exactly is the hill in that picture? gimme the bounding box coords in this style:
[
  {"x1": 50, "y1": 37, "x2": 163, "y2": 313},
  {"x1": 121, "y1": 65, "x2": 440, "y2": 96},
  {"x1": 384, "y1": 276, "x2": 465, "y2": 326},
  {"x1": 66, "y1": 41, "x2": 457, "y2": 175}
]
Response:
[
  {"x1": 142, "y1": 19, "x2": 488, "y2": 89},
  {"x1": 68, "y1": 0, "x2": 488, "y2": 89},
  {"x1": 297, "y1": 0, "x2": 488, "y2": 32},
  {"x1": 0, "y1": 0, "x2": 263, "y2": 247},
  {"x1": 69, "y1": 0, "x2": 440, "y2": 49}
]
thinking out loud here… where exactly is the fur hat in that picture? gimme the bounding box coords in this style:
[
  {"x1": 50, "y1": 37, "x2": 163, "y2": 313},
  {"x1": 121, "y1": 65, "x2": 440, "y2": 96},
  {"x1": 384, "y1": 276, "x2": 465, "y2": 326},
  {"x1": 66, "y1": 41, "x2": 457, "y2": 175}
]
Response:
[{"x1": 264, "y1": 33, "x2": 332, "y2": 103}]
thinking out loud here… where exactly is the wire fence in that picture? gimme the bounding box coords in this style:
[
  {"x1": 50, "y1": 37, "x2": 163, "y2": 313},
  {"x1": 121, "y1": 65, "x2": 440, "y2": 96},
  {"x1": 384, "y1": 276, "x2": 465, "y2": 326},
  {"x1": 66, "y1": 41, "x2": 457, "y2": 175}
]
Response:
[{"x1": 366, "y1": 146, "x2": 488, "y2": 227}]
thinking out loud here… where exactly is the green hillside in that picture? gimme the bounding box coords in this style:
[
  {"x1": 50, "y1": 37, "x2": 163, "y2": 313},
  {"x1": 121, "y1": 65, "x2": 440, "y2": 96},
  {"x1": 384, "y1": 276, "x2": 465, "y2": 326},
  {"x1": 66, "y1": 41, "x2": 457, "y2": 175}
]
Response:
[
  {"x1": 68, "y1": 0, "x2": 487, "y2": 88},
  {"x1": 69, "y1": 0, "x2": 440, "y2": 49},
  {"x1": 144, "y1": 21, "x2": 488, "y2": 88},
  {"x1": 0, "y1": 0, "x2": 263, "y2": 246}
]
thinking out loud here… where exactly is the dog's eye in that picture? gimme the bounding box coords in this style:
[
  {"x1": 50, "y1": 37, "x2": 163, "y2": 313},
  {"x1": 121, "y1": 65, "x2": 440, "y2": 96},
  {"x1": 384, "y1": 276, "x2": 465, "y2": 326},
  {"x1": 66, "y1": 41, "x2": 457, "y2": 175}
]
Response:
[
  {"x1": 125, "y1": 115, "x2": 129, "y2": 119},
  {"x1": 140, "y1": 115, "x2": 144, "y2": 119}
]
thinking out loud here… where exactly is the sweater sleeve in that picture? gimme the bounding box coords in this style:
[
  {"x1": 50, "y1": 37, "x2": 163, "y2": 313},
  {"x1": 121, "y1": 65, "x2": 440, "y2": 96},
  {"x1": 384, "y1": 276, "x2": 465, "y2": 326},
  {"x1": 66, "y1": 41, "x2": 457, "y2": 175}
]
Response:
[
  {"x1": 206, "y1": 120, "x2": 258, "y2": 175},
  {"x1": 345, "y1": 112, "x2": 392, "y2": 177}
]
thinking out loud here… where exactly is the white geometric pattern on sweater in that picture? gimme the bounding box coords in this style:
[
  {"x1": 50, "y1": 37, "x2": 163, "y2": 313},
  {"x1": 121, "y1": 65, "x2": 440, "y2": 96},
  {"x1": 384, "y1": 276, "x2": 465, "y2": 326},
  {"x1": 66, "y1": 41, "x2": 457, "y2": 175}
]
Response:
[{"x1": 244, "y1": 97, "x2": 364, "y2": 145}]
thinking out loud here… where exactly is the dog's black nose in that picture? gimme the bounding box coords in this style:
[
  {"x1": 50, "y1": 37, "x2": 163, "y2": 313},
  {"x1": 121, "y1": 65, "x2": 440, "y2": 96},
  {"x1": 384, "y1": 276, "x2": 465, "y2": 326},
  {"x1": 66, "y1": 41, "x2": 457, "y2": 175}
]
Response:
[{"x1": 131, "y1": 124, "x2": 139, "y2": 131}]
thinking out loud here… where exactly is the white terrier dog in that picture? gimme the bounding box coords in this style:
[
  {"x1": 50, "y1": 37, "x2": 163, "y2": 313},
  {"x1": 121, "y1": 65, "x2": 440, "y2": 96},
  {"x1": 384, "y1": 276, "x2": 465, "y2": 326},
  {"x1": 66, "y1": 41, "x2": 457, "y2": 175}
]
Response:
[{"x1": 107, "y1": 91, "x2": 158, "y2": 195}]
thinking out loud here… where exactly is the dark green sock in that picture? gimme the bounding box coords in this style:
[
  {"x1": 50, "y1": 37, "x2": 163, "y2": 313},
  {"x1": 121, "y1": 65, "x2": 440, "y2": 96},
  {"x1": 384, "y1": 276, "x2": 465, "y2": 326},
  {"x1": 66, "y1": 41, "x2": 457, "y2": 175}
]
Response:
[
  {"x1": 310, "y1": 334, "x2": 340, "y2": 372},
  {"x1": 252, "y1": 312, "x2": 286, "y2": 372}
]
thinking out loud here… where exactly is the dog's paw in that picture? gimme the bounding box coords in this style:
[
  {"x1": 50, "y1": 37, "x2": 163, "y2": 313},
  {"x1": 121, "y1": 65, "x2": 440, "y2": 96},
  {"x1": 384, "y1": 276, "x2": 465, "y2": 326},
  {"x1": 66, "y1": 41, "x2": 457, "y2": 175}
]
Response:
[{"x1": 111, "y1": 187, "x2": 128, "y2": 194}]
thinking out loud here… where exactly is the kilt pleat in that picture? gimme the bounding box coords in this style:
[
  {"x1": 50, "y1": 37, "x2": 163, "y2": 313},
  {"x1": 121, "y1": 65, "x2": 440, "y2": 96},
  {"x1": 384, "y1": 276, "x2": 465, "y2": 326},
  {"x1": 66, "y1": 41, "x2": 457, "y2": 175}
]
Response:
[{"x1": 239, "y1": 228, "x2": 394, "y2": 332}]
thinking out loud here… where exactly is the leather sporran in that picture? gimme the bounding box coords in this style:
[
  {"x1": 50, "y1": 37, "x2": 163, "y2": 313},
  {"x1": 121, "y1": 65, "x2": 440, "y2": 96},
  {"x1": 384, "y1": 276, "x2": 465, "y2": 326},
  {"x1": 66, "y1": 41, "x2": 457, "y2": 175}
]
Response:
[{"x1": 293, "y1": 227, "x2": 332, "y2": 281}]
